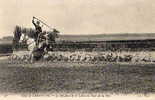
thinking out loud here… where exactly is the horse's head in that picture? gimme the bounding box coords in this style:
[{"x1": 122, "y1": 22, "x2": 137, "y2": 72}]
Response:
[
  {"x1": 19, "y1": 33, "x2": 36, "y2": 51},
  {"x1": 19, "y1": 33, "x2": 29, "y2": 44}
]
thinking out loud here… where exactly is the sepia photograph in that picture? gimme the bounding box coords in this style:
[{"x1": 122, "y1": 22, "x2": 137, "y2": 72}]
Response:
[{"x1": 0, "y1": 0, "x2": 155, "y2": 99}]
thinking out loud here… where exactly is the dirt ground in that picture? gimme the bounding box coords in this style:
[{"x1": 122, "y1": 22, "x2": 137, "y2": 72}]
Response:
[{"x1": 0, "y1": 59, "x2": 155, "y2": 95}]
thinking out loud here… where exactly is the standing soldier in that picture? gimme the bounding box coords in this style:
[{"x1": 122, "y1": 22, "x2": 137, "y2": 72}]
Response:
[{"x1": 32, "y1": 17, "x2": 43, "y2": 44}]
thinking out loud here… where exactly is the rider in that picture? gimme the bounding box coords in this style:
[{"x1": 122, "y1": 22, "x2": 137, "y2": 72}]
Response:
[{"x1": 32, "y1": 17, "x2": 42, "y2": 43}]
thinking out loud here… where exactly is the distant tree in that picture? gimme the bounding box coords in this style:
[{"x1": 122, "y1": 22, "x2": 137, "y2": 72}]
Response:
[{"x1": 2, "y1": 36, "x2": 13, "y2": 40}]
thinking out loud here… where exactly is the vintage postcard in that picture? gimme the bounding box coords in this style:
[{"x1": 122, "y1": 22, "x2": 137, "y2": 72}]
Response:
[{"x1": 0, "y1": 0, "x2": 155, "y2": 99}]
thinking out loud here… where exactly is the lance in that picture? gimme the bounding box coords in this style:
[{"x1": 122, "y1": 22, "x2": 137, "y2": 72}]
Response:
[{"x1": 33, "y1": 16, "x2": 54, "y2": 30}]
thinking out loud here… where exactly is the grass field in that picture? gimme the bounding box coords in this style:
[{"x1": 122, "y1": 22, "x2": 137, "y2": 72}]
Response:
[{"x1": 0, "y1": 59, "x2": 155, "y2": 95}]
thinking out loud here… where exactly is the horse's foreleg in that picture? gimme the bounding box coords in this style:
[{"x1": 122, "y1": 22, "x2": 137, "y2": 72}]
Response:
[
  {"x1": 30, "y1": 53, "x2": 34, "y2": 63},
  {"x1": 29, "y1": 51, "x2": 34, "y2": 63}
]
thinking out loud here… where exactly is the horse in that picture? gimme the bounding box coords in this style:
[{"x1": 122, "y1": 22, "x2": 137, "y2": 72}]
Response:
[
  {"x1": 19, "y1": 33, "x2": 39, "y2": 63},
  {"x1": 13, "y1": 25, "x2": 60, "y2": 63}
]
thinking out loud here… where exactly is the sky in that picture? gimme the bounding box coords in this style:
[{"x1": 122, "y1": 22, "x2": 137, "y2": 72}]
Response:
[{"x1": 0, "y1": 0, "x2": 155, "y2": 37}]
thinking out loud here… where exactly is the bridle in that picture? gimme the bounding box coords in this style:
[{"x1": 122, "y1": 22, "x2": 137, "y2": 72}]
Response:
[{"x1": 20, "y1": 33, "x2": 36, "y2": 46}]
